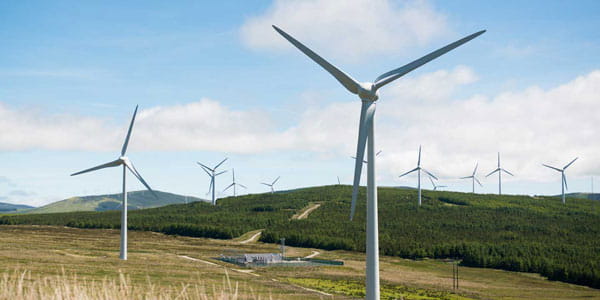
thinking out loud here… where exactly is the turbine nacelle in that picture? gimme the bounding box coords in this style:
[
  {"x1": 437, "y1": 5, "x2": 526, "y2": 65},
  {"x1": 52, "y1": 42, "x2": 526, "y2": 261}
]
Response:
[{"x1": 358, "y1": 82, "x2": 379, "y2": 102}]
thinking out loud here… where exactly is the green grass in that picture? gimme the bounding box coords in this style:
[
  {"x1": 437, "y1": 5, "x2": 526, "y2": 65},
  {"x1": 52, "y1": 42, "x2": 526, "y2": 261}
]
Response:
[
  {"x1": 2, "y1": 225, "x2": 599, "y2": 299},
  {"x1": 2, "y1": 185, "x2": 600, "y2": 288}
]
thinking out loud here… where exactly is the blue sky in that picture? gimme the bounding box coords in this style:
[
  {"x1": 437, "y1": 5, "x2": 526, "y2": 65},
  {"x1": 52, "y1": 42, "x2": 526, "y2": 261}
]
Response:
[{"x1": 1, "y1": 0, "x2": 599, "y2": 206}]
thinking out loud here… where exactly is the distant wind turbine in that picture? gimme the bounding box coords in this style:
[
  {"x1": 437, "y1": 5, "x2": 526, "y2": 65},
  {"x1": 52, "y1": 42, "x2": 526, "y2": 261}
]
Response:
[
  {"x1": 71, "y1": 105, "x2": 157, "y2": 261},
  {"x1": 485, "y1": 152, "x2": 514, "y2": 195},
  {"x1": 461, "y1": 162, "x2": 483, "y2": 193},
  {"x1": 261, "y1": 176, "x2": 280, "y2": 194},
  {"x1": 197, "y1": 158, "x2": 228, "y2": 205},
  {"x1": 543, "y1": 157, "x2": 578, "y2": 204},
  {"x1": 398, "y1": 146, "x2": 438, "y2": 206},
  {"x1": 352, "y1": 150, "x2": 382, "y2": 164},
  {"x1": 429, "y1": 176, "x2": 447, "y2": 191},
  {"x1": 273, "y1": 24, "x2": 484, "y2": 300},
  {"x1": 337, "y1": 176, "x2": 341, "y2": 185},
  {"x1": 223, "y1": 168, "x2": 246, "y2": 197}
]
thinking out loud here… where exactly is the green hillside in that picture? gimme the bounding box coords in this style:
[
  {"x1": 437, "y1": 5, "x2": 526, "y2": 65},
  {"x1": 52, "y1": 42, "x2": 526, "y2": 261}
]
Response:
[
  {"x1": 22, "y1": 190, "x2": 206, "y2": 214},
  {"x1": 566, "y1": 192, "x2": 600, "y2": 201},
  {"x1": 1, "y1": 185, "x2": 599, "y2": 289},
  {"x1": 0, "y1": 202, "x2": 34, "y2": 213}
]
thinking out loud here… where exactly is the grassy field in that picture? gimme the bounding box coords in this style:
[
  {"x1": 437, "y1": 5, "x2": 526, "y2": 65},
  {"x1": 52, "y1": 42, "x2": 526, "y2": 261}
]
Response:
[{"x1": 1, "y1": 225, "x2": 598, "y2": 299}]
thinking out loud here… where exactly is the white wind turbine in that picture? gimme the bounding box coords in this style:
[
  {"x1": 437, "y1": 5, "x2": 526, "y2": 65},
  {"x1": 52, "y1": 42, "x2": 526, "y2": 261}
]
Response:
[
  {"x1": 429, "y1": 176, "x2": 447, "y2": 191},
  {"x1": 273, "y1": 25, "x2": 485, "y2": 300},
  {"x1": 398, "y1": 146, "x2": 438, "y2": 206},
  {"x1": 352, "y1": 150, "x2": 382, "y2": 164},
  {"x1": 543, "y1": 157, "x2": 578, "y2": 204},
  {"x1": 197, "y1": 158, "x2": 228, "y2": 205},
  {"x1": 71, "y1": 105, "x2": 157, "y2": 260},
  {"x1": 261, "y1": 176, "x2": 280, "y2": 194},
  {"x1": 461, "y1": 162, "x2": 483, "y2": 193},
  {"x1": 223, "y1": 168, "x2": 246, "y2": 197},
  {"x1": 485, "y1": 152, "x2": 513, "y2": 195}
]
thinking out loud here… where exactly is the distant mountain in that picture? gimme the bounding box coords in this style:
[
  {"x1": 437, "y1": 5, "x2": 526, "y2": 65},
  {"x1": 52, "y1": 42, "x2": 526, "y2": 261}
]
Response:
[
  {"x1": 23, "y1": 190, "x2": 207, "y2": 214},
  {"x1": 565, "y1": 193, "x2": 600, "y2": 201},
  {"x1": 0, "y1": 202, "x2": 34, "y2": 213}
]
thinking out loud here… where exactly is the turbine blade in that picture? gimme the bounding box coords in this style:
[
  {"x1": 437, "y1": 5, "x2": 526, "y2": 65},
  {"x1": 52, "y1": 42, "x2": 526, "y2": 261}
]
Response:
[
  {"x1": 261, "y1": 183, "x2": 271, "y2": 186},
  {"x1": 563, "y1": 174, "x2": 569, "y2": 191},
  {"x1": 197, "y1": 162, "x2": 214, "y2": 172},
  {"x1": 497, "y1": 152, "x2": 501, "y2": 168},
  {"x1": 198, "y1": 164, "x2": 212, "y2": 177},
  {"x1": 350, "y1": 102, "x2": 373, "y2": 220},
  {"x1": 417, "y1": 146, "x2": 422, "y2": 166},
  {"x1": 475, "y1": 177, "x2": 483, "y2": 187},
  {"x1": 485, "y1": 168, "x2": 500, "y2": 177},
  {"x1": 71, "y1": 159, "x2": 122, "y2": 176},
  {"x1": 399, "y1": 167, "x2": 419, "y2": 178},
  {"x1": 473, "y1": 163, "x2": 479, "y2": 176},
  {"x1": 563, "y1": 157, "x2": 578, "y2": 169},
  {"x1": 121, "y1": 105, "x2": 139, "y2": 156},
  {"x1": 502, "y1": 168, "x2": 514, "y2": 176},
  {"x1": 542, "y1": 164, "x2": 562, "y2": 172},
  {"x1": 215, "y1": 170, "x2": 228, "y2": 177},
  {"x1": 376, "y1": 150, "x2": 382, "y2": 156},
  {"x1": 373, "y1": 30, "x2": 486, "y2": 90},
  {"x1": 223, "y1": 183, "x2": 235, "y2": 192},
  {"x1": 208, "y1": 177, "x2": 214, "y2": 194},
  {"x1": 125, "y1": 161, "x2": 158, "y2": 199},
  {"x1": 272, "y1": 176, "x2": 281, "y2": 185},
  {"x1": 272, "y1": 25, "x2": 360, "y2": 95},
  {"x1": 428, "y1": 176, "x2": 436, "y2": 188},
  {"x1": 460, "y1": 176, "x2": 472, "y2": 179},
  {"x1": 214, "y1": 158, "x2": 228, "y2": 170},
  {"x1": 238, "y1": 183, "x2": 247, "y2": 189},
  {"x1": 422, "y1": 168, "x2": 438, "y2": 180}
]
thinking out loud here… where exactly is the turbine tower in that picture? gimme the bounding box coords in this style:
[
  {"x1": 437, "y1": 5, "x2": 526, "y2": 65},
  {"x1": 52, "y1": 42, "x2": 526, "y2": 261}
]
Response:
[
  {"x1": 398, "y1": 146, "x2": 438, "y2": 206},
  {"x1": 461, "y1": 162, "x2": 483, "y2": 193},
  {"x1": 273, "y1": 25, "x2": 484, "y2": 300},
  {"x1": 485, "y1": 152, "x2": 514, "y2": 195},
  {"x1": 197, "y1": 158, "x2": 228, "y2": 205},
  {"x1": 71, "y1": 105, "x2": 157, "y2": 260},
  {"x1": 543, "y1": 157, "x2": 578, "y2": 204},
  {"x1": 261, "y1": 176, "x2": 280, "y2": 193},
  {"x1": 223, "y1": 168, "x2": 246, "y2": 197},
  {"x1": 429, "y1": 176, "x2": 447, "y2": 191}
]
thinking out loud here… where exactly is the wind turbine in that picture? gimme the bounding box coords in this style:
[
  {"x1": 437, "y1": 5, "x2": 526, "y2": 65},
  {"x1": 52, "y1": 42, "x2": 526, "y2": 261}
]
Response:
[
  {"x1": 429, "y1": 176, "x2": 447, "y2": 191},
  {"x1": 261, "y1": 176, "x2": 280, "y2": 194},
  {"x1": 352, "y1": 150, "x2": 382, "y2": 164},
  {"x1": 337, "y1": 176, "x2": 341, "y2": 185},
  {"x1": 398, "y1": 146, "x2": 438, "y2": 206},
  {"x1": 71, "y1": 105, "x2": 157, "y2": 260},
  {"x1": 197, "y1": 158, "x2": 228, "y2": 205},
  {"x1": 543, "y1": 157, "x2": 578, "y2": 204},
  {"x1": 461, "y1": 162, "x2": 482, "y2": 193},
  {"x1": 223, "y1": 168, "x2": 246, "y2": 197},
  {"x1": 273, "y1": 25, "x2": 484, "y2": 300},
  {"x1": 485, "y1": 152, "x2": 514, "y2": 195}
]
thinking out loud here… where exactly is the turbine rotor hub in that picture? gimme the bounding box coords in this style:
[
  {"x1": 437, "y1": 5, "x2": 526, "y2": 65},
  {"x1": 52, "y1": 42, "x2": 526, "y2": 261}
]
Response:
[{"x1": 358, "y1": 82, "x2": 379, "y2": 102}]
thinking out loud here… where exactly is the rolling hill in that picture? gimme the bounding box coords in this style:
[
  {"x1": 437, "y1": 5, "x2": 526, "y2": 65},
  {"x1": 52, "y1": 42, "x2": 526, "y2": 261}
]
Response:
[
  {"x1": 1, "y1": 185, "x2": 599, "y2": 289},
  {"x1": 21, "y1": 190, "x2": 207, "y2": 214},
  {"x1": 0, "y1": 202, "x2": 34, "y2": 213},
  {"x1": 565, "y1": 192, "x2": 600, "y2": 201}
]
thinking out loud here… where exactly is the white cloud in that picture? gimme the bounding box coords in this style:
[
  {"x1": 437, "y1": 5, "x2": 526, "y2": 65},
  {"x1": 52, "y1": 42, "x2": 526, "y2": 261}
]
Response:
[
  {"x1": 239, "y1": 0, "x2": 450, "y2": 61},
  {"x1": 1, "y1": 68, "x2": 599, "y2": 184}
]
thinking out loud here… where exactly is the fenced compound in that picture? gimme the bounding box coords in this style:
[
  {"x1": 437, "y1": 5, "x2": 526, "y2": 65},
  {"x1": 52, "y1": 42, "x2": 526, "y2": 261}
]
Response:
[{"x1": 218, "y1": 253, "x2": 343, "y2": 268}]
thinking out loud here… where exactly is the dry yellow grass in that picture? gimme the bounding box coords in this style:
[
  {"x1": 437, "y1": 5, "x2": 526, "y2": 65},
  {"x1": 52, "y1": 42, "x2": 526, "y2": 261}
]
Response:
[{"x1": 0, "y1": 268, "x2": 269, "y2": 300}]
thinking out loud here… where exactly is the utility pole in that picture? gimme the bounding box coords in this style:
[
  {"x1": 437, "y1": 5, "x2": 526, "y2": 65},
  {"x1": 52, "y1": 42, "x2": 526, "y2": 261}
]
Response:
[{"x1": 452, "y1": 259, "x2": 459, "y2": 290}]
